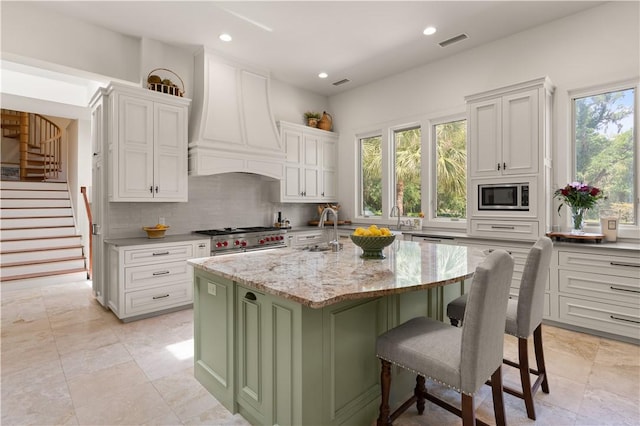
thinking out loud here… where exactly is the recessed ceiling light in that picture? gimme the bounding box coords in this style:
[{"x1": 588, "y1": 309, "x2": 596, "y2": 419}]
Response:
[
  {"x1": 423, "y1": 26, "x2": 437, "y2": 36},
  {"x1": 219, "y1": 33, "x2": 232, "y2": 42},
  {"x1": 318, "y1": 72, "x2": 328, "y2": 79}
]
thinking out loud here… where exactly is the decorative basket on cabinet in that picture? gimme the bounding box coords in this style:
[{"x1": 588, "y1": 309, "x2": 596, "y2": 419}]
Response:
[{"x1": 146, "y1": 68, "x2": 185, "y2": 97}]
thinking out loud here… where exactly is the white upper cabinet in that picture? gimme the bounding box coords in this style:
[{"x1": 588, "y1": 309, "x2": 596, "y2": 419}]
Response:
[
  {"x1": 189, "y1": 49, "x2": 284, "y2": 179},
  {"x1": 468, "y1": 85, "x2": 541, "y2": 178},
  {"x1": 277, "y1": 122, "x2": 338, "y2": 203},
  {"x1": 91, "y1": 82, "x2": 190, "y2": 202}
]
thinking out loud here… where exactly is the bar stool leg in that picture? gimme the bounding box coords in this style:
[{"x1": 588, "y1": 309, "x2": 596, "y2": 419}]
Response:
[
  {"x1": 377, "y1": 360, "x2": 392, "y2": 426},
  {"x1": 518, "y1": 337, "x2": 536, "y2": 420},
  {"x1": 533, "y1": 324, "x2": 550, "y2": 394},
  {"x1": 461, "y1": 394, "x2": 476, "y2": 426},
  {"x1": 415, "y1": 375, "x2": 426, "y2": 414},
  {"x1": 490, "y1": 366, "x2": 506, "y2": 426}
]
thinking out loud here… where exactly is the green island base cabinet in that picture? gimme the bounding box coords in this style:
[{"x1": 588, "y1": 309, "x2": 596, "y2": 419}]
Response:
[{"x1": 193, "y1": 268, "x2": 461, "y2": 426}]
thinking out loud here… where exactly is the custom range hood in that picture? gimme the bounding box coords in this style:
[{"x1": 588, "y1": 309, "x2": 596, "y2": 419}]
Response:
[{"x1": 188, "y1": 48, "x2": 284, "y2": 179}]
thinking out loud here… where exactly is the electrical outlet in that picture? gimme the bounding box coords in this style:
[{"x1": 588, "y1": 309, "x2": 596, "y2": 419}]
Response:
[
  {"x1": 159, "y1": 217, "x2": 166, "y2": 225},
  {"x1": 207, "y1": 282, "x2": 216, "y2": 296}
]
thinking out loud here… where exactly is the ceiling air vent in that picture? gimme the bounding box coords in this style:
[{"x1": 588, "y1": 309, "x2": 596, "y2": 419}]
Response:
[
  {"x1": 332, "y1": 78, "x2": 350, "y2": 86},
  {"x1": 439, "y1": 33, "x2": 468, "y2": 48}
]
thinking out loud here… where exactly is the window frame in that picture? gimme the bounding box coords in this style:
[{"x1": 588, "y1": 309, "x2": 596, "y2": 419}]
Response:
[
  {"x1": 356, "y1": 129, "x2": 384, "y2": 219},
  {"x1": 568, "y1": 79, "x2": 639, "y2": 239}
]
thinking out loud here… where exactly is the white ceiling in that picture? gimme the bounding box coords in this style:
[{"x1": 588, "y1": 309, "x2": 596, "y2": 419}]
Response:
[{"x1": 20, "y1": 1, "x2": 604, "y2": 96}]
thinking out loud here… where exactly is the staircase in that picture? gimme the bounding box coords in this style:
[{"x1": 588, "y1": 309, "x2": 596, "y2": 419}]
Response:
[
  {"x1": 1, "y1": 109, "x2": 62, "y2": 181},
  {"x1": 0, "y1": 181, "x2": 88, "y2": 289}
]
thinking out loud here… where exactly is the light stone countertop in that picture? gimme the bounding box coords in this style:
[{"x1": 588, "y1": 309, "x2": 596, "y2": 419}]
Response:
[
  {"x1": 188, "y1": 239, "x2": 486, "y2": 308},
  {"x1": 105, "y1": 234, "x2": 210, "y2": 247}
]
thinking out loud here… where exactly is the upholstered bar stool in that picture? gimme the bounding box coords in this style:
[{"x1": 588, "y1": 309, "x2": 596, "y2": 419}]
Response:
[
  {"x1": 376, "y1": 250, "x2": 514, "y2": 426},
  {"x1": 446, "y1": 236, "x2": 553, "y2": 420}
]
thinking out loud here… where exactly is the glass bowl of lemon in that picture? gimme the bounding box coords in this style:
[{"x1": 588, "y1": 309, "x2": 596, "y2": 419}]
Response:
[{"x1": 350, "y1": 225, "x2": 396, "y2": 259}]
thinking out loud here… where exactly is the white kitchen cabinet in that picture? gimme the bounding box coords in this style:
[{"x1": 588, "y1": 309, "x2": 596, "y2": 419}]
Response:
[
  {"x1": 466, "y1": 77, "x2": 554, "y2": 240},
  {"x1": 468, "y1": 88, "x2": 539, "y2": 177},
  {"x1": 107, "y1": 239, "x2": 210, "y2": 321},
  {"x1": 277, "y1": 121, "x2": 338, "y2": 202},
  {"x1": 92, "y1": 82, "x2": 190, "y2": 202},
  {"x1": 286, "y1": 229, "x2": 327, "y2": 248},
  {"x1": 552, "y1": 247, "x2": 640, "y2": 340}
]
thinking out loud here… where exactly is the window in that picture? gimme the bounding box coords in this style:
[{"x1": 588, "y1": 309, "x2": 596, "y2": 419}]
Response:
[
  {"x1": 572, "y1": 84, "x2": 637, "y2": 225},
  {"x1": 393, "y1": 127, "x2": 421, "y2": 217},
  {"x1": 360, "y1": 134, "x2": 382, "y2": 217},
  {"x1": 433, "y1": 119, "x2": 467, "y2": 219}
]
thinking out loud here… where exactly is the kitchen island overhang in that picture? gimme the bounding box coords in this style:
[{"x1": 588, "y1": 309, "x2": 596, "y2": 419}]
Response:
[{"x1": 189, "y1": 240, "x2": 486, "y2": 426}]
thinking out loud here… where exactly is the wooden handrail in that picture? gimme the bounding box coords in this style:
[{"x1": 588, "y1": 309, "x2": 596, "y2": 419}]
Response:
[{"x1": 80, "y1": 186, "x2": 93, "y2": 280}]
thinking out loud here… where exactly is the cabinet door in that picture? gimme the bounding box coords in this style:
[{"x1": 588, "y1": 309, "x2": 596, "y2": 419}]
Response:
[
  {"x1": 283, "y1": 165, "x2": 303, "y2": 198},
  {"x1": 321, "y1": 137, "x2": 337, "y2": 199},
  {"x1": 303, "y1": 168, "x2": 320, "y2": 198},
  {"x1": 282, "y1": 127, "x2": 303, "y2": 163},
  {"x1": 154, "y1": 102, "x2": 188, "y2": 201},
  {"x1": 502, "y1": 89, "x2": 539, "y2": 175},
  {"x1": 468, "y1": 98, "x2": 501, "y2": 177},
  {"x1": 116, "y1": 95, "x2": 154, "y2": 199},
  {"x1": 237, "y1": 286, "x2": 269, "y2": 423}
]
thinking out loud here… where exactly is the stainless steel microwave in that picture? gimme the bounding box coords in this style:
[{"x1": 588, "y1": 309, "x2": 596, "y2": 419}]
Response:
[{"x1": 478, "y1": 183, "x2": 529, "y2": 211}]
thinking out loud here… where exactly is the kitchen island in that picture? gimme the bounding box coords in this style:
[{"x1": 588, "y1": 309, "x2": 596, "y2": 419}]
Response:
[{"x1": 189, "y1": 240, "x2": 485, "y2": 426}]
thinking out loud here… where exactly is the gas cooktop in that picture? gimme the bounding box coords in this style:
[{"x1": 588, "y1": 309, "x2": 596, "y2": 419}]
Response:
[{"x1": 194, "y1": 226, "x2": 281, "y2": 236}]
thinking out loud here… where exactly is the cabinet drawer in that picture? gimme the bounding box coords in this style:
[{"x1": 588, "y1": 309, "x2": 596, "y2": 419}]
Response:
[
  {"x1": 558, "y1": 251, "x2": 640, "y2": 278},
  {"x1": 124, "y1": 244, "x2": 194, "y2": 265},
  {"x1": 124, "y1": 282, "x2": 192, "y2": 316},
  {"x1": 559, "y1": 296, "x2": 640, "y2": 340},
  {"x1": 469, "y1": 220, "x2": 538, "y2": 241},
  {"x1": 124, "y1": 260, "x2": 192, "y2": 290},
  {"x1": 559, "y1": 270, "x2": 640, "y2": 306}
]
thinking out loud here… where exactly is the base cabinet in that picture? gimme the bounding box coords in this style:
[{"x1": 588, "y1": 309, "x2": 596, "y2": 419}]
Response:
[
  {"x1": 107, "y1": 239, "x2": 209, "y2": 321},
  {"x1": 193, "y1": 268, "x2": 442, "y2": 425},
  {"x1": 553, "y1": 248, "x2": 640, "y2": 340}
]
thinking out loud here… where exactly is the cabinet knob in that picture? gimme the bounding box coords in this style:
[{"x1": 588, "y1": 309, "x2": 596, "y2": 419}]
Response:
[
  {"x1": 150, "y1": 186, "x2": 153, "y2": 193},
  {"x1": 497, "y1": 163, "x2": 501, "y2": 170},
  {"x1": 503, "y1": 162, "x2": 507, "y2": 170},
  {"x1": 155, "y1": 186, "x2": 159, "y2": 193}
]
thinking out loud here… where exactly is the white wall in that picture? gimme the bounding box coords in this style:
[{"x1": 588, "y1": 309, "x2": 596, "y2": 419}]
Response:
[
  {"x1": 1, "y1": 2, "x2": 140, "y2": 84},
  {"x1": 328, "y1": 2, "x2": 640, "y2": 224},
  {"x1": 270, "y1": 79, "x2": 330, "y2": 125}
]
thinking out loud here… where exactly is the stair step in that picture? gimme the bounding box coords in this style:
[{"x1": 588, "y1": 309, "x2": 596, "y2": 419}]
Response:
[
  {"x1": 0, "y1": 207, "x2": 73, "y2": 218},
  {"x1": 0, "y1": 181, "x2": 68, "y2": 191},
  {"x1": 1, "y1": 123, "x2": 20, "y2": 130},
  {"x1": 1, "y1": 257, "x2": 86, "y2": 278},
  {"x1": 0, "y1": 226, "x2": 76, "y2": 240},
  {"x1": 0, "y1": 235, "x2": 82, "y2": 251},
  {"x1": 1, "y1": 216, "x2": 75, "y2": 229},
  {"x1": 1, "y1": 112, "x2": 21, "y2": 121},
  {"x1": 0, "y1": 246, "x2": 84, "y2": 264},
  {"x1": 1, "y1": 269, "x2": 88, "y2": 289},
  {"x1": 0, "y1": 189, "x2": 69, "y2": 199},
  {"x1": 1, "y1": 198, "x2": 71, "y2": 208}
]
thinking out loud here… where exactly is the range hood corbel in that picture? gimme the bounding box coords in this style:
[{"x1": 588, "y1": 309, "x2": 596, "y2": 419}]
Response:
[{"x1": 188, "y1": 48, "x2": 284, "y2": 179}]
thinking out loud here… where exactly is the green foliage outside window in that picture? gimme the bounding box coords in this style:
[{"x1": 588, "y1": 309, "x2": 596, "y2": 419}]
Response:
[
  {"x1": 574, "y1": 88, "x2": 635, "y2": 224},
  {"x1": 435, "y1": 120, "x2": 467, "y2": 218},
  {"x1": 361, "y1": 136, "x2": 382, "y2": 216}
]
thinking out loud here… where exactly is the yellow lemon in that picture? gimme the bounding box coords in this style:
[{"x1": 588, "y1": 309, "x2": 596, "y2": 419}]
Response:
[{"x1": 380, "y1": 227, "x2": 391, "y2": 236}]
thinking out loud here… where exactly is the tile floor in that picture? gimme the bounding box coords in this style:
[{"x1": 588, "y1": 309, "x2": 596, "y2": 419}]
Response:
[{"x1": 1, "y1": 280, "x2": 639, "y2": 425}]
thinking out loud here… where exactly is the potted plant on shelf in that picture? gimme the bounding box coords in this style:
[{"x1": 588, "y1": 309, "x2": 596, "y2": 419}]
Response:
[{"x1": 304, "y1": 111, "x2": 321, "y2": 128}]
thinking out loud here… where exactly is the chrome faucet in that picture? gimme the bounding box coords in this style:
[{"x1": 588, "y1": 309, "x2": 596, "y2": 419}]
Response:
[
  {"x1": 390, "y1": 205, "x2": 402, "y2": 230},
  {"x1": 318, "y1": 207, "x2": 340, "y2": 251}
]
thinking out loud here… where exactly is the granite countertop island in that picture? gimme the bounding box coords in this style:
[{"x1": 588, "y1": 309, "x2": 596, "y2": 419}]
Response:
[
  {"x1": 188, "y1": 239, "x2": 486, "y2": 308},
  {"x1": 190, "y1": 240, "x2": 488, "y2": 425}
]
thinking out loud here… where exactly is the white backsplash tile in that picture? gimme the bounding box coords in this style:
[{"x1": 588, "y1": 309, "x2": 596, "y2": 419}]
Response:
[{"x1": 106, "y1": 173, "x2": 318, "y2": 238}]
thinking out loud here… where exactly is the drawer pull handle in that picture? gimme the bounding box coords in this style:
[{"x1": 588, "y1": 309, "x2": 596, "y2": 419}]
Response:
[
  {"x1": 490, "y1": 225, "x2": 515, "y2": 230},
  {"x1": 244, "y1": 292, "x2": 257, "y2": 301},
  {"x1": 610, "y1": 262, "x2": 640, "y2": 268},
  {"x1": 152, "y1": 294, "x2": 170, "y2": 300},
  {"x1": 610, "y1": 286, "x2": 640, "y2": 294},
  {"x1": 153, "y1": 271, "x2": 170, "y2": 276},
  {"x1": 152, "y1": 251, "x2": 170, "y2": 256},
  {"x1": 305, "y1": 235, "x2": 317, "y2": 239},
  {"x1": 198, "y1": 244, "x2": 206, "y2": 248},
  {"x1": 423, "y1": 238, "x2": 441, "y2": 242},
  {"x1": 610, "y1": 315, "x2": 640, "y2": 325}
]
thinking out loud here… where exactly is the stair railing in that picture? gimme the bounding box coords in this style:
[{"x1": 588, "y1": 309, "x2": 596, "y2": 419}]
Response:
[
  {"x1": 32, "y1": 114, "x2": 62, "y2": 181},
  {"x1": 80, "y1": 186, "x2": 93, "y2": 280}
]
